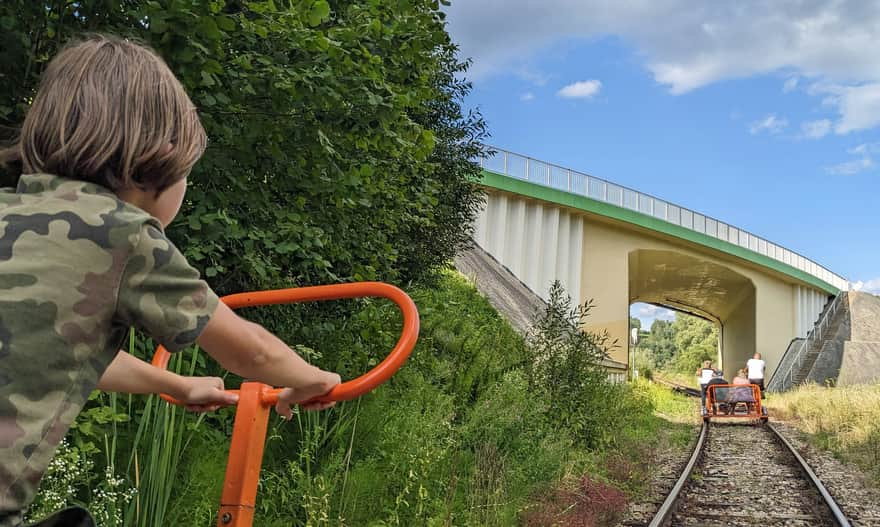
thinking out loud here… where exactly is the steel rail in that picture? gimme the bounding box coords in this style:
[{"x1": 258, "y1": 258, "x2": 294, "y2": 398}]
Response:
[
  {"x1": 767, "y1": 423, "x2": 852, "y2": 527},
  {"x1": 653, "y1": 377, "x2": 701, "y2": 398},
  {"x1": 647, "y1": 421, "x2": 707, "y2": 527}
]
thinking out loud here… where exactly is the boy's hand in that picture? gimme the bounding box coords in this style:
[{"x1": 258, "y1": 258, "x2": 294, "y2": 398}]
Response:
[
  {"x1": 177, "y1": 376, "x2": 239, "y2": 412},
  {"x1": 275, "y1": 371, "x2": 342, "y2": 419}
]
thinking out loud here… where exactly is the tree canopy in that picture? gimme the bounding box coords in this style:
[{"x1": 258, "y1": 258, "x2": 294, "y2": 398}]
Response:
[
  {"x1": 632, "y1": 309, "x2": 718, "y2": 374},
  {"x1": 0, "y1": 0, "x2": 486, "y2": 293}
]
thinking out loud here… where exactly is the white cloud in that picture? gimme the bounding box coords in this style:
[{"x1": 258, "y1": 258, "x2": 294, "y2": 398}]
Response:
[
  {"x1": 824, "y1": 143, "x2": 877, "y2": 175},
  {"x1": 852, "y1": 278, "x2": 880, "y2": 295},
  {"x1": 825, "y1": 157, "x2": 872, "y2": 175},
  {"x1": 800, "y1": 119, "x2": 832, "y2": 139},
  {"x1": 557, "y1": 79, "x2": 602, "y2": 99},
  {"x1": 520, "y1": 91, "x2": 535, "y2": 101},
  {"x1": 749, "y1": 114, "x2": 788, "y2": 135},
  {"x1": 637, "y1": 304, "x2": 674, "y2": 319},
  {"x1": 632, "y1": 303, "x2": 676, "y2": 327},
  {"x1": 849, "y1": 143, "x2": 870, "y2": 155},
  {"x1": 820, "y1": 82, "x2": 880, "y2": 134},
  {"x1": 783, "y1": 77, "x2": 799, "y2": 93},
  {"x1": 444, "y1": 2, "x2": 880, "y2": 131},
  {"x1": 514, "y1": 67, "x2": 551, "y2": 86}
]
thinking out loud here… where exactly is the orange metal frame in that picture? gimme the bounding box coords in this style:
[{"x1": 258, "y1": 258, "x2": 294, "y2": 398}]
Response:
[
  {"x1": 704, "y1": 384, "x2": 766, "y2": 422},
  {"x1": 151, "y1": 282, "x2": 419, "y2": 527}
]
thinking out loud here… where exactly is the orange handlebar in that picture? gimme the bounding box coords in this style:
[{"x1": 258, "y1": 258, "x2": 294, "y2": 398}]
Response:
[{"x1": 151, "y1": 281, "x2": 419, "y2": 406}]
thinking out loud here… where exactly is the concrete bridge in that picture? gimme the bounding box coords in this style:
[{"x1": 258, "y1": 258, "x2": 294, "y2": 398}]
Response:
[{"x1": 471, "y1": 147, "x2": 848, "y2": 380}]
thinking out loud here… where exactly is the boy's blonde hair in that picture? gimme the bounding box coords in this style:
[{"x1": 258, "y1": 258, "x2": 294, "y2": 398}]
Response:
[{"x1": 0, "y1": 34, "x2": 205, "y2": 192}]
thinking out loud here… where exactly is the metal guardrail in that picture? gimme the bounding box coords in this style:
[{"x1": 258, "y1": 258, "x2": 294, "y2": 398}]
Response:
[
  {"x1": 767, "y1": 291, "x2": 846, "y2": 392},
  {"x1": 479, "y1": 147, "x2": 849, "y2": 292}
]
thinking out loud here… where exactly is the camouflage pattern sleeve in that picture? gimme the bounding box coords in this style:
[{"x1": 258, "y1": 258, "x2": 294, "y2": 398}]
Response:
[{"x1": 115, "y1": 222, "x2": 219, "y2": 352}]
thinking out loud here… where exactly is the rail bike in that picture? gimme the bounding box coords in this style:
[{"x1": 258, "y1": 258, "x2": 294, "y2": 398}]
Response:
[{"x1": 703, "y1": 383, "x2": 768, "y2": 423}]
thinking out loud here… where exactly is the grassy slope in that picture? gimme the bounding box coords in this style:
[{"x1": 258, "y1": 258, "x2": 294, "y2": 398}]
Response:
[{"x1": 767, "y1": 384, "x2": 880, "y2": 486}]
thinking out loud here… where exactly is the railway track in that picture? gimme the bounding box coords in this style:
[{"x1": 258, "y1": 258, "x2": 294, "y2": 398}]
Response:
[
  {"x1": 653, "y1": 378, "x2": 701, "y2": 398},
  {"x1": 647, "y1": 381, "x2": 851, "y2": 527}
]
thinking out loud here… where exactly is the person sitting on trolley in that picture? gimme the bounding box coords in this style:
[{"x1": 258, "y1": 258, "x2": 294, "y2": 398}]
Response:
[
  {"x1": 705, "y1": 369, "x2": 730, "y2": 414},
  {"x1": 730, "y1": 368, "x2": 757, "y2": 414}
]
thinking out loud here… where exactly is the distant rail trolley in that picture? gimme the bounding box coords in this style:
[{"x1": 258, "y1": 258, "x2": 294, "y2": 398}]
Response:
[
  {"x1": 704, "y1": 383, "x2": 768, "y2": 423},
  {"x1": 648, "y1": 379, "x2": 852, "y2": 526}
]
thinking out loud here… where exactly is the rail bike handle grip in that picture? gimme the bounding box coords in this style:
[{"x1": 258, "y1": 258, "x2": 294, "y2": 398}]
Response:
[{"x1": 151, "y1": 282, "x2": 419, "y2": 407}]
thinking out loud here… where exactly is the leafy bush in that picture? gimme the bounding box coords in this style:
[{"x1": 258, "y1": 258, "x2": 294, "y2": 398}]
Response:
[
  {"x1": 526, "y1": 281, "x2": 619, "y2": 448},
  {"x1": 0, "y1": 0, "x2": 486, "y2": 292},
  {"x1": 669, "y1": 314, "x2": 718, "y2": 374}
]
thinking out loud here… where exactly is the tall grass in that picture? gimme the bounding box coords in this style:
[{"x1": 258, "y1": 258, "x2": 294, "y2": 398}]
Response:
[
  {"x1": 120, "y1": 332, "x2": 216, "y2": 527},
  {"x1": 768, "y1": 383, "x2": 880, "y2": 484}
]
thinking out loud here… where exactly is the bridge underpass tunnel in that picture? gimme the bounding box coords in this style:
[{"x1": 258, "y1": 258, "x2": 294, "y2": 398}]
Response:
[
  {"x1": 581, "y1": 235, "x2": 765, "y2": 373},
  {"x1": 628, "y1": 249, "x2": 756, "y2": 374}
]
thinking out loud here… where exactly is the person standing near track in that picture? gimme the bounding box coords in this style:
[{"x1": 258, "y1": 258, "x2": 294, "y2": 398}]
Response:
[
  {"x1": 747, "y1": 352, "x2": 766, "y2": 399},
  {"x1": 696, "y1": 360, "x2": 714, "y2": 410}
]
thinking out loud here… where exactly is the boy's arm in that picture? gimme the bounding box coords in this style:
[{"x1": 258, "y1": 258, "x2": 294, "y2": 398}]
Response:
[
  {"x1": 97, "y1": 351, "x2": 238, "y2": 411},
  {"x1": 114, "y1": 223, "x2": 339, "y2": 417},
  {"x1": 196, "y1": 303, "x2": 341, "y2": 417}
]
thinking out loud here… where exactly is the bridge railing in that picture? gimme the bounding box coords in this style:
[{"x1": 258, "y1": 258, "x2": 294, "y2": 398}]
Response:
[{"x1": 479, "y1": 147, "x2": 848, "y2": 292}]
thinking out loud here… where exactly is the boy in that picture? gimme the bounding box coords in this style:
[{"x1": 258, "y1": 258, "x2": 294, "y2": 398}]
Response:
[{"x1": 0, "y1": 35, "x2": 340, "y2": 526}]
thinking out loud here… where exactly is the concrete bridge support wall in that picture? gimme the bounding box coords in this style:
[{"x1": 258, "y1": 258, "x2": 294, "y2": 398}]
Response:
[
  {"x1": 722, "y1": 291, "x2": 756, "y2": 371},
  {"x1": 473, "y1": 193, "x2": 583, "y2": 306}
]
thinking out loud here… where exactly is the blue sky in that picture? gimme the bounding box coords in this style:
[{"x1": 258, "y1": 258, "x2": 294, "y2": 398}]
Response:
[{"x1": 444, "y1": 1, "x2": 880, "y2": 326}]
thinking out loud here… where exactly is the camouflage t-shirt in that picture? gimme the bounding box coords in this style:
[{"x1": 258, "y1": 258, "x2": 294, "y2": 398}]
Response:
[{"x1": 0, "y1": 174, "x2": 219, "y2": 525}]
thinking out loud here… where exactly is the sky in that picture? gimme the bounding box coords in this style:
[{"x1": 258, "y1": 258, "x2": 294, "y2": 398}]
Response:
[{"x1": 444, "y1": 1, "x2": 880, "y2": 327}]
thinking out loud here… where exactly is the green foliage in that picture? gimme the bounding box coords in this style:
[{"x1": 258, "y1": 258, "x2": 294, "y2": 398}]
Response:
[
  {"x1": 24, "y1": 439, "x2": 136, "y2": 527},
  {"x1": 526, "y1": 281, "x2": 617, "y2": 446},
  {"x1": 669, "y1": 313, "x2": 719, "y2": 374},
  {"x1": 632, "y1": 309, "x2": 718, "y2": 376},
  {"x1": 0, "y1": 0, "x2": 486, "y2": 290},
  {"x1": 636, "y1": 318, "x2": 677, "y2": 367},
  {"x1": 162, "y1": 434, "x2": 227, "y2": 526}
]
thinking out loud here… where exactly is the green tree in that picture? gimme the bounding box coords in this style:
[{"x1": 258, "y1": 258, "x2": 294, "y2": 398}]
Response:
[
  {"x1": 669, "y1": 313, "x2": 718, "y2": 374},
  {"x1": 640, "y1": 319, "x2": 676, "y2": 367},
  {"x1": 629, "y1": 316, "x2": 641, "y2": 331}
]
